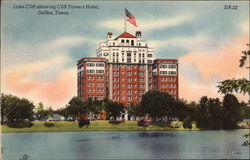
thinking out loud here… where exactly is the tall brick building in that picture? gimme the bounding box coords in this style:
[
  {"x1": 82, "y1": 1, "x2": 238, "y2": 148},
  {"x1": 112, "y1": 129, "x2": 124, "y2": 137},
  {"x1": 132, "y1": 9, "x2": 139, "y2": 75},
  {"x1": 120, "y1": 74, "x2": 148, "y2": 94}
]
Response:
[{"x1": 77, "y1": 31, "x2": 178, "y2": 106}]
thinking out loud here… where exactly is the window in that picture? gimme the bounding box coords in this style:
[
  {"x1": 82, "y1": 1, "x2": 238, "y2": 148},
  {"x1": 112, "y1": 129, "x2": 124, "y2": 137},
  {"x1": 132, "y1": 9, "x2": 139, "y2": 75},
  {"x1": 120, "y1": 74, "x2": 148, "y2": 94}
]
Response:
[
  {"x1": 96, "y1": 63, "x2": 104, "y2": 67},
  {"x1": 131, "y1": 40, "x2": 134, "y2": 46},
  {"x1": 139, "y1": 65, "x2": 144, "y2": 69},
  {"x1": 126, "y1": 40, "x2": 129, "y2": 45},
  {"x1": 86, "y1": 63, "x2": 95, "y2": 67},
  {"x1": 147, "y1": 54, "x2": 152, "y2": 57},
  {"x1": 160, "y1": 64, "x2": 167, "y2": 68},
  {"x1": 169, "y1": 64, "x2": 176, "y2": 68},
  {"x1": 169, "y1": 71, "x2": 177, "y2": 75},
  {"x1": 96, "y1": 70, "x2": 104, "y2": 74},
  {"x1": 160, "y1": 71, "x2": 168, "y2": 75}
]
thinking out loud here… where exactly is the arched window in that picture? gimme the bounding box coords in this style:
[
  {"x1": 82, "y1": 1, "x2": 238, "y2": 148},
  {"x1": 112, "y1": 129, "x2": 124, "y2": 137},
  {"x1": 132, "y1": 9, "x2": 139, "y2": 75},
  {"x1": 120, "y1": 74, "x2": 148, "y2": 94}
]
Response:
[
  {"x1": 121, "y1": 39, "x2": 124, "y2": 45},
  {"x1": 131, "y1": 40, "x2": 134, "y2": 46},
  {"x1": 126, "y1": 40, "x2": 129, "y2": 45}
]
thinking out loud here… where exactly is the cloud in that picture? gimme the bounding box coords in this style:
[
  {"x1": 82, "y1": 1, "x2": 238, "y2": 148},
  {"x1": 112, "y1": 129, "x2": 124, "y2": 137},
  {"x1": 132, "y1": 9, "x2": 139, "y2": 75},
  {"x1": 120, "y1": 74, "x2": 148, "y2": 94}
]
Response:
[
  {"x1": 97, "y1": 14, "x2": 195, "y2": 33},
  {"x1": 1, "y1": 55, "x2": 76, "y2": 109},
  {"x1": 240, "y1": 19, "x2": 249, "y2": 35},
  {"x1": 1, "y1": 36, "x2": 86, "y2": 109},
  {"x1": 41, "y1": 36, "x2": 87, "y2": 52},
  {"x1": 1, "y1": 36, "x2": 86, "y2": 71},
  {"x1": 179, "y1": 36, "x2": 249, "y2": 102},
  {"x1": 148, "y1": 34, "x2": 213, "y2": 52}
]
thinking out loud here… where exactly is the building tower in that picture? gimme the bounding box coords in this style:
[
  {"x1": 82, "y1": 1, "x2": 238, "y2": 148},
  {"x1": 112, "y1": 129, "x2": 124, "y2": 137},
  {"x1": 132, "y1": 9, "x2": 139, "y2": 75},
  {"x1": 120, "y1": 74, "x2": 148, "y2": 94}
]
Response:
[{"x1": 77, "y1": 31, "x2": 178, "y2": 106}]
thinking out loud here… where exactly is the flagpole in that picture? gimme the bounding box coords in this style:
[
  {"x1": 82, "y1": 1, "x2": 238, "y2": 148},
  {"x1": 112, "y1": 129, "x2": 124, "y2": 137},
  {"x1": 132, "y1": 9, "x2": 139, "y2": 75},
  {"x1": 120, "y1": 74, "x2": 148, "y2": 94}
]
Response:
[{"x1": 124, "y1": 11, "x2": 126, "y2": 32}]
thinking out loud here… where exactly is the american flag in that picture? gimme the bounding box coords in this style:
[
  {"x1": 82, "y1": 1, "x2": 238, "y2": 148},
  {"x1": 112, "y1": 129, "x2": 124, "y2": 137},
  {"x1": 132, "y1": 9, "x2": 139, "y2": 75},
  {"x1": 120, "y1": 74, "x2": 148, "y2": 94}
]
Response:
[{"x1": 125, "y1": 9, "x2": 137, "y2": 27}]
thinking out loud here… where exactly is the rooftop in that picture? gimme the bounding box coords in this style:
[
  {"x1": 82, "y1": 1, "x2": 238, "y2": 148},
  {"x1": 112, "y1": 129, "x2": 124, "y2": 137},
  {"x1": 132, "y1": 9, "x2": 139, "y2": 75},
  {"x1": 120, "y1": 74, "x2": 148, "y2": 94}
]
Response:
[{"x1": 115, "y1": 32, "x2": 137, "y2": 40}]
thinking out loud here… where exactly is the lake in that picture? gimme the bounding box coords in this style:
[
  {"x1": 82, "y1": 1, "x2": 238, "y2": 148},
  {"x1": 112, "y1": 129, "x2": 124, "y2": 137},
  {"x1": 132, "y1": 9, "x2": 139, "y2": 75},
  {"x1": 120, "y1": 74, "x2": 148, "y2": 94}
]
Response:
[{"x1": 1, "y1": 130, "x2": 249, "y2": 159}]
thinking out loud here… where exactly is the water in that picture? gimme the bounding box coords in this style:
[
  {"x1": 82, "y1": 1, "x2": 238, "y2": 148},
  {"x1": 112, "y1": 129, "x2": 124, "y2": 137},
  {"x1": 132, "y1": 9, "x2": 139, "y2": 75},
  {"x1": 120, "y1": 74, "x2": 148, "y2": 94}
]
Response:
[{"x1": 1, "y1": 130, "x2": 249, "y2": 159}]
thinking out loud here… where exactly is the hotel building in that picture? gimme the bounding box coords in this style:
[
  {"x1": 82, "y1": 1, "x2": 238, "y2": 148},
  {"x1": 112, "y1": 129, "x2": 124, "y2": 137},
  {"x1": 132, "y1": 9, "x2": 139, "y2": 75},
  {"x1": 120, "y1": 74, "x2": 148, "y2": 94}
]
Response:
[{"x1": 77, "y1": 31, "x2": 178, "y2": 106}]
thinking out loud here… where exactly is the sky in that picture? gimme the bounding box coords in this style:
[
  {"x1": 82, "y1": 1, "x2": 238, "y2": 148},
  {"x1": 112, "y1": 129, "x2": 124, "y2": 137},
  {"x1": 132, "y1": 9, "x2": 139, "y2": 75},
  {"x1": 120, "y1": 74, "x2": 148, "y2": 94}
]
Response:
[{"x1": 1, "y1": 1, "x2": 249, "y2": 109}]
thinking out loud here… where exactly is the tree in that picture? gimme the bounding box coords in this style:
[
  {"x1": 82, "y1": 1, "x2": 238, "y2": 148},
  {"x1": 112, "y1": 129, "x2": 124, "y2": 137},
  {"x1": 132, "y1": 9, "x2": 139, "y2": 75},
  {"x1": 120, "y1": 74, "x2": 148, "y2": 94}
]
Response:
[
  {"x1": 1, "y1": 94, "x2": 34, "y2": 122},
  {"x1": 35, "y1": 102, "x2": 46, "y2": 121},
  {"x1": 55, "y1": 107, "x2": 69, "y2": 120},
  {"x1": 183, "y1": 117, "x2": 192, "y2": 129},
  {"x1": 239, "y1": 44, "x2": 250, "y2": 68},
  {"x1": 127, "y1": 103, "x2": 143, "y2": 119},
  {"x1": 105, "y1": 101, "x2": 124, "y2": 120},
  {"x1": 195, "y1": 96, "x2": 210, "y2": 128},
  {"x1": 67, "y1": 97, "x2": 87, "y2": 120},
  {"x1": 222, "y1": 94, "x2": 242, "y2": 129},
  {"x1": 207, "y1": 98, "x2": 223, "y2": 129},
  {"x1": 218, "y1": 44, "x2": 250, "y2": 102},
  {"x1": 86, "y1": 98, "x2": 103, "y2": 119},
  {"x1": 174, "y1": 99, "x2": 188, "y2": 121},
  {"x1": 140, "y1": 91, "x2": 176, "y2": 120},
  {"x1": 217, "y1": 78, "x2": 250, "y2": 95}
]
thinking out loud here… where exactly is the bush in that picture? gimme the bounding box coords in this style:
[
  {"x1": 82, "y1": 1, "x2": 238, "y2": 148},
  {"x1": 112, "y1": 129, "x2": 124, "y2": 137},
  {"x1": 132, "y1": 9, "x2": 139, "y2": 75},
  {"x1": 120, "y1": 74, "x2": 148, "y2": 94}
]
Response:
[
  {"x1": 6, "y1": 121, "x2": 33, "y2": 128},
  {"x1": 170, "y1": 121, "x2": 182, "y2": 128},
  {"x1": 78, "y1": 119, "x2": 90, "y2": 127},
  {"x1": 44, "y1": 122, "x2": 55, "y2": 128},
  {"x1": 138, "y1": 118, "x2": 150, "y2": 127},
  {"x1": 183, "y1": 117, "x2": 192, "y2": 129}
]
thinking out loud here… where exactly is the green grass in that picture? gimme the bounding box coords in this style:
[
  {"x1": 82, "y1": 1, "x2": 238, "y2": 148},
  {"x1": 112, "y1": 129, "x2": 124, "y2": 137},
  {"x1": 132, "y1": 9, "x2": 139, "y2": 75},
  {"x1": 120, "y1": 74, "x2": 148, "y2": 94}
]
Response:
[{"x1": 1, "y1": 120, "x2": 199, "y2": 133}]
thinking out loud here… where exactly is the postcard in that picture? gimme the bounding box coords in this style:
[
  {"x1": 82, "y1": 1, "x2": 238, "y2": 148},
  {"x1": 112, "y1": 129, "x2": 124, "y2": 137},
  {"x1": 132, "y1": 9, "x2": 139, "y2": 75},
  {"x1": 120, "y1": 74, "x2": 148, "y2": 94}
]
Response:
[{"x1": 1, "y1": 0, "x2": 249, "y2": 159}]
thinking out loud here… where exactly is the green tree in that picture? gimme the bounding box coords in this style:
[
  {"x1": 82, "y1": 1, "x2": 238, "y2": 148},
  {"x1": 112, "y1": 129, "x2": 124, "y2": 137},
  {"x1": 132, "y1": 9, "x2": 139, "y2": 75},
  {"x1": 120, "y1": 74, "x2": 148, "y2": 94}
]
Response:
[
  {"x1": 141, "y1": 91, "x2": 175, "y2": 120},
  {"x1": 195, "y1": 96, "x2": 210, "y2": 129},
  {"x1": 67, "y1": 97, "x2": 87, "y2": 120},
  {"x1": 174, "y1": 99, "x2": 188, "y2": 121},
  {"x1": 127, "y1": 103, "x2": 143, "y2": 119},
  {"x1": 86, "y1": 98, "x2": 103, "y2": 119},
  {"x1": 187, "y1": 101, "x2": 198, "y2": 121},
  {"x1": 218, "y1": 44, "x2": 250, "y2": 101},
  {"x1": 1, "y1": 94, "x2": 34, "y2": 122},
  {"x1": 222, "y1": 94, "x2": 242, "y2": 129},
  {"x1": 105, "y1": 101, "x2": 124, "y2": 120},
  {"x1": 183, "y1": 116, "x2": 192, "y2": 129},
  {"x1": 55, "y1": 107, "x2": 69, "y2": 120},
  {"x1": 35, "y1": 102, "x2": 46, "y2": 121},
  {"x1": 208, "y1": 98, "x2": 223, "y2": 129}
]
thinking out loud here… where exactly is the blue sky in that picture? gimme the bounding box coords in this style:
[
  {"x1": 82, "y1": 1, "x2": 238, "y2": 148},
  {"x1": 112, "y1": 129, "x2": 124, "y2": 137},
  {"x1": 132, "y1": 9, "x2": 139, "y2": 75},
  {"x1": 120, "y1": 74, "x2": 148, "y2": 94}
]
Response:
[{"x1": 1, "y1": 1, "x2": 249, "y2": 108}]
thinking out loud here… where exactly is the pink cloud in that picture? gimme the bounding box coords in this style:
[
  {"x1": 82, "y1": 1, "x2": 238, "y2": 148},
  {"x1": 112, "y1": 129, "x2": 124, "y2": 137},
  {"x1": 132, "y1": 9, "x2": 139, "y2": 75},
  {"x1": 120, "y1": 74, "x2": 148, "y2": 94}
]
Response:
[
  {"x1": 179, "y1": 36, "x2": 249, "y2": 102},
  {"x1": 2, "y1": 56, "x2": 76, "y2": 109}
]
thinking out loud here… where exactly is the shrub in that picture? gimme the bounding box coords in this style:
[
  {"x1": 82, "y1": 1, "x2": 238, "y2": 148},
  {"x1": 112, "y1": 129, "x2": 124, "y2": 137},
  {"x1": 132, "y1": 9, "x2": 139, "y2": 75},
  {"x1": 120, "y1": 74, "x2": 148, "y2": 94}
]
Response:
[
  {"x1": 6, "y1": 121, "x2": 33, "y2": 128},
  {"x1": 170, "y1": 121, "x2": 182, "y2": 128},
  {"x1": 183, "y1": 117, "x2": 192, "y2": 129},
  {"x1": 44, "y1": 122, "x2": 55, "y2": 128},
  {"x1": 138, "y1": 118, "x2": 150, "y2": 127},
  {"x1": 78, "y1": 119, "x2": 90, "y2": 127}
]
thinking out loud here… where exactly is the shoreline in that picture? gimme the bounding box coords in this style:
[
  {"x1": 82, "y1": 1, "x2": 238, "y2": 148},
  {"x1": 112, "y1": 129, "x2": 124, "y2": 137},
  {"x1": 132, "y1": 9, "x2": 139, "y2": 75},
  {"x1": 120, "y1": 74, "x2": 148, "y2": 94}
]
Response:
[{"x1": 1, "y1": 120, "x2": 248, "y2": 133}]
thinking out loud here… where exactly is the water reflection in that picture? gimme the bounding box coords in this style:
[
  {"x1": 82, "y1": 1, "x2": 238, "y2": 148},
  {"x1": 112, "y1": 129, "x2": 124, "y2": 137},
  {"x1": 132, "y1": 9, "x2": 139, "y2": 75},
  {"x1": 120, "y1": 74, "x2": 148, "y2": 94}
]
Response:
[
  {"x1": 138, "y1": 131, "x2": 175, "y2": 138},
  {"x1": 2, "y1": 130, "x2": 249, "y2": 159},
  {"x1": 137, "y1": 131, "x2": 180, "y2": 159}
]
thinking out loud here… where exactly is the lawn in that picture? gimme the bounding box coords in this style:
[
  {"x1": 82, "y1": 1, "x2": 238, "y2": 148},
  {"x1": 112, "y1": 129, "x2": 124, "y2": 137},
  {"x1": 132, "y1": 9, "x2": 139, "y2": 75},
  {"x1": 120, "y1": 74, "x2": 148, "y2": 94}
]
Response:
[{"x1": 1, "y1": 120, "x2": 199, "y2": 133}]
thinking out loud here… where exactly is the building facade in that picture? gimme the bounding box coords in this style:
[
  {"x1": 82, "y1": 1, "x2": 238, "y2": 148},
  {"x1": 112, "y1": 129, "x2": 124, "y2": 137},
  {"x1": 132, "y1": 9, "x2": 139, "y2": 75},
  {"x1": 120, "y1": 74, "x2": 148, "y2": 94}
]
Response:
[{"x1": 77, "y1": 31, "x2": 178, "y2": 105}]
